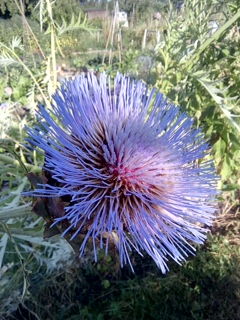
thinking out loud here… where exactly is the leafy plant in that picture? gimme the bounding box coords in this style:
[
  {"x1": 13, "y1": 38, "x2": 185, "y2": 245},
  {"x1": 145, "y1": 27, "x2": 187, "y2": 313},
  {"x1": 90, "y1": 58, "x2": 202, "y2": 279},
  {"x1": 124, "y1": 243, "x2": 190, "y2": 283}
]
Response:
[
  {"x1": 152, "y1": 0, "x2": 240, "y2": 188},
  {"x1": 0, "y1": 0, "x2": 94, "y2": 316}
]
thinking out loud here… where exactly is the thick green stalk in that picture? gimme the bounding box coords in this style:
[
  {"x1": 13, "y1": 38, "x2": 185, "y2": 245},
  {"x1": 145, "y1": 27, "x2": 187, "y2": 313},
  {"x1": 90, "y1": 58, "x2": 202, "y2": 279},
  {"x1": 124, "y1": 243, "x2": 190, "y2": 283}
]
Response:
[
  {"x1": 51, "y1": 24, "x2": 57, "y2": 89},
  {"x1": 14, "y1": 0, "x2": 46, "y2": 59},
  {"x1": 0, "y1": 154, "x2": 41, "y2": 172}
]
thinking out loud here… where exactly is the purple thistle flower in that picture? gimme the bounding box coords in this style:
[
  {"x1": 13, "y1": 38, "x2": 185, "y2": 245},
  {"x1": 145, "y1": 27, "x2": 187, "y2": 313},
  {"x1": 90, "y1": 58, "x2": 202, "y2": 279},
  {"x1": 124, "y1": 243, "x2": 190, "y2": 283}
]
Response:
[{"x1": 26, "y1": 72, "x2": 218, "y2": 273}]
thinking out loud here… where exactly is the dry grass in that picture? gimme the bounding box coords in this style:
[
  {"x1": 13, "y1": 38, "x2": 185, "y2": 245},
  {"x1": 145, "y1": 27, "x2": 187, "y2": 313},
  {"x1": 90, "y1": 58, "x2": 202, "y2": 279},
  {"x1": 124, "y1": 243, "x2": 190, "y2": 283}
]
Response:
[{"x1": 212, "y1": 190, "x2": 240, "y2": 244}]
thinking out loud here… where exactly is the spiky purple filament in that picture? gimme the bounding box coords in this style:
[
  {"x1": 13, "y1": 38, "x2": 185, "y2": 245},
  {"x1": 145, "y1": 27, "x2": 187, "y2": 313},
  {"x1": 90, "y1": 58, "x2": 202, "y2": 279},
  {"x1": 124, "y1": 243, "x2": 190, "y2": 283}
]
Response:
[{"x1": 25, "y1": 72, "x2": 218, "y2": 273}]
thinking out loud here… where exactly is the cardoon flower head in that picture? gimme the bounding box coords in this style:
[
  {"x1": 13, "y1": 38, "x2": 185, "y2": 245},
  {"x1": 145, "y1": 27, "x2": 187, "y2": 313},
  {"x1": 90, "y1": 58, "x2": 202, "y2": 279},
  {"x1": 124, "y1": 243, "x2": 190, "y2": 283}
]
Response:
[{"x1": 26, "y1": 72, "x2": 218, "y2": 273}]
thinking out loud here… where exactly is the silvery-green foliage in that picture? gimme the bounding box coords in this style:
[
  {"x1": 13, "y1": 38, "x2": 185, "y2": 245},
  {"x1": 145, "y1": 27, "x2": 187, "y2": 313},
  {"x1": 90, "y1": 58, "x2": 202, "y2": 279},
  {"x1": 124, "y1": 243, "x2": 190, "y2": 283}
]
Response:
[
  {"x1": 153, "y1": 0, "x2": 240, "y2": 187},
  {"x1": 0, "y1": 1, "x2": 94, "y2": 315}
]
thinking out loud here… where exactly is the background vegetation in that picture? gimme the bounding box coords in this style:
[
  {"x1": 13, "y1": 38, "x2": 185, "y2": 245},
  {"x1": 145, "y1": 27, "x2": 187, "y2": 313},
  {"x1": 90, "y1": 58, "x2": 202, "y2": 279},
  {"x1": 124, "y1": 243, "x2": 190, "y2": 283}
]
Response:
[{"x1": 0, "y1": 0, "x2": 240, "y2": 319}]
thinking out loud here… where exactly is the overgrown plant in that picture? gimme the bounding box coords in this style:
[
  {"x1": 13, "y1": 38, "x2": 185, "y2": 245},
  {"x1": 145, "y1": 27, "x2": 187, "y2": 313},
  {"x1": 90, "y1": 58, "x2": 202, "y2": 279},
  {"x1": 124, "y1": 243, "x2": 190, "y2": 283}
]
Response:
[
  {"x1": 153, "y1": 0, "x2": 240, "y2": 189},
  {"x1": 0, "y1": 0, "x2": 93, "y2": 316},
  {"x1": 0, "y1": 0, "x2": 93, "y2": 104}
]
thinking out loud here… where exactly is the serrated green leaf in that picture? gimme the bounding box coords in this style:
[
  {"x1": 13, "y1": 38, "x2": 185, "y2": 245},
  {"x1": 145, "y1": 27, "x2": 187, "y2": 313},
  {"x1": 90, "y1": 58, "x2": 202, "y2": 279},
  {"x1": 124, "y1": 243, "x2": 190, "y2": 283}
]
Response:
[
  {"x1": 221, "y1": 155, "x2": 232, "y2": 181},
  {"x1": 213, "y1": 138, "x2": 226, "y2": 166},
  {"x1": 10, "y1": 233, "x2": 63, "y2": 248},
  {"x1": 0, "y1": 204, "x2": 32, "y2": 221},
  {"x1": 229, "y1": 133, "x2": 240, "y2": 149}
]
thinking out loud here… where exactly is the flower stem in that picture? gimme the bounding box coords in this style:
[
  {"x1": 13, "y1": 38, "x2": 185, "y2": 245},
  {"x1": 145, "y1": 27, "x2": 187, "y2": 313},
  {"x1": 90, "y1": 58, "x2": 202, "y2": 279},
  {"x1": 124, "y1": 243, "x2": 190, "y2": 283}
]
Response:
[{"x1": 0, "y1": 154, "x2": 41, "y2": 172}]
